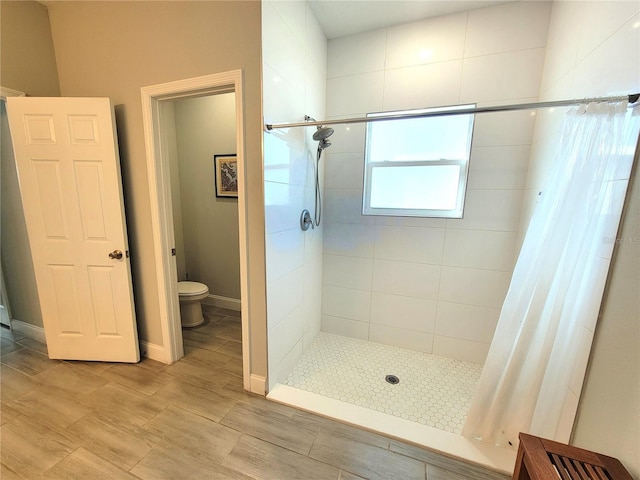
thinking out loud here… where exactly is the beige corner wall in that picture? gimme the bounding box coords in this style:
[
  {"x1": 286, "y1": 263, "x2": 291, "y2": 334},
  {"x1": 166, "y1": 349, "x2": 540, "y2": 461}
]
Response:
[
  {"x1": 574, "y1": 154, "x2": 639, "y2": 477},
  {"x1": 0, "y1": 0, "x2": 61, "y2": 329},
  {"x1": 0, "y1": 1, "x2": 60, "y2": 96},
  {"x1": 1, "y1": 101, "x2": 44, "y2": 329},
  {"x1": 45, "y1": 1, "x2": 266, "y2": 375}
]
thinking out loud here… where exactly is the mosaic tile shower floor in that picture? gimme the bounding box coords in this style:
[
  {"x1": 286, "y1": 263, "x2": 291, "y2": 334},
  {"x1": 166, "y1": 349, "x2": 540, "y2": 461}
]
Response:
[{"x1": 285, "y1": 332, "x2": 483, "y2": 434}]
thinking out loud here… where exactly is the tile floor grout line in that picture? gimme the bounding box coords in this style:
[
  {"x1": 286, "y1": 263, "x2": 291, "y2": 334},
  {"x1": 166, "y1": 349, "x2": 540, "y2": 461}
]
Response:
[
  {"x1": 0, "y1": 321, "x2": 508, "y2": 480},
  {"x1": 286, "y1": 332, "x2": 481, "y2": 434}
]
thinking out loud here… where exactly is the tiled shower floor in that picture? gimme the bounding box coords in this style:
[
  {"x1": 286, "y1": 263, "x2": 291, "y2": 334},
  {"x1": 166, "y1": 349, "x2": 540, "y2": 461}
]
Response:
[{"x1": 285, "y1": 332, "x2": 483, "y2": 434}]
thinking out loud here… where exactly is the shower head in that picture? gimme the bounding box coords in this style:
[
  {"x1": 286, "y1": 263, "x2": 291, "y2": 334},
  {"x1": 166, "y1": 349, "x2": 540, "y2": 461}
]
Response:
[
  {"x1": 305, "y1": 115, "x2": 334, "y2": 150},
  {"x1": 314, "y1": 125, "x2": 334, "y2": 151},
  {"x1": 313, "y1": 125, "x2": 335, "y2": 142}
]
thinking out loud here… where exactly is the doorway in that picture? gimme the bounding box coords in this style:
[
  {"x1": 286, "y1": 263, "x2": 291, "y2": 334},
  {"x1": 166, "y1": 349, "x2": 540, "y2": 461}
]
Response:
[
  {"x1": 163, "y1": 93, "x2": 240, "y2": 304},
  {"x1": 162, "y1": 92, "x2": 242, "y2": 359},
  {"x1": 141, "y1": 71, "x2": 256, "y2": 392}
]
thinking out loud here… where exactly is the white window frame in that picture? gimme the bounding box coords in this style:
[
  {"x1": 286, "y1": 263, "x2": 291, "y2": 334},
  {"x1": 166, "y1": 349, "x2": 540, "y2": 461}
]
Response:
[{"x1": 362, "y1": 105, "x2": 475, "y2": 218}]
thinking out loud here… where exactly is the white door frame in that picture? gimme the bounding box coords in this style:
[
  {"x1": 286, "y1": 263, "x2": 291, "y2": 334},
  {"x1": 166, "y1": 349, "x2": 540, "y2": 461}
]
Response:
[
  {"x1": 0, "y1": 86, "x2": 26, "y2": 329},
  {"x1": 141, "y1": 71, "x2": 253, "y2": 390}
]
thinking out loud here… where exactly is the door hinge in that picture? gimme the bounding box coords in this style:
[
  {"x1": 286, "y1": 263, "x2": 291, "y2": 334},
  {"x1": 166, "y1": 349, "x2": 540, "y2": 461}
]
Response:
[{"x1": 171, "y1": 248, "x2": 176, "y2": 256}]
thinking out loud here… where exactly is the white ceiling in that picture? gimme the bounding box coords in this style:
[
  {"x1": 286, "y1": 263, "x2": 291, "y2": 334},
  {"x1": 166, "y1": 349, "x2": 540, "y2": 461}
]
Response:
[
  {"x1": 38, "y1": 0, "x2": 515, "y2": 41},
  {"x1": 308, "y1": 0, "x2": 515, "y2": 39}
]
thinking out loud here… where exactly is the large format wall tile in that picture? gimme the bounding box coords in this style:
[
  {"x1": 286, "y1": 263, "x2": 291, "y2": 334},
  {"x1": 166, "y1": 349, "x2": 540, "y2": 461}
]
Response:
[
  {"x1": 318, "y1": 2, "x2": 550, "y2": 363},
  {"x1": 263, "y1": 0, "x2": 327, "y2": 387},
  {"x1": 385, "y1": 12, "x2": 467, "y2": 69}
]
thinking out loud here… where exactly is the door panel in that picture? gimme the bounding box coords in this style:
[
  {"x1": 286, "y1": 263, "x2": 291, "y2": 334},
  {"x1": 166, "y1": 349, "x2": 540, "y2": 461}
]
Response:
[
  {"x1": 7, "y1": 97, "x2": 139, "y2": 362},
  {"x1": 33, "y1": 160, "x2": 69, "y2": 238},
  {"x1": 75, "y1": 161, "x2": 108, "y2": 240},
  {"x1": 49, "y1": 264, "x2": 81, "y2": 333},
  {"x1": 88, "y1": 266, "x2": 120, "y2": 335}
]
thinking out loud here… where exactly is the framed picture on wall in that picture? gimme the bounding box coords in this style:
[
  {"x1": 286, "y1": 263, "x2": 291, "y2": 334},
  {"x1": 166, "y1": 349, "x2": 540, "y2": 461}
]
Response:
[{"x1": 214, "y1": 154, "x2": 238, "y2": 198}]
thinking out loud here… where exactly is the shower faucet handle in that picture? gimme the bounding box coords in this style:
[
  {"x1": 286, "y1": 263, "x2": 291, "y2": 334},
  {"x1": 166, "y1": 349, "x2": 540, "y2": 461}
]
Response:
[{"x1": 300, "y1": 209, "x2": 314, "y2": 231}]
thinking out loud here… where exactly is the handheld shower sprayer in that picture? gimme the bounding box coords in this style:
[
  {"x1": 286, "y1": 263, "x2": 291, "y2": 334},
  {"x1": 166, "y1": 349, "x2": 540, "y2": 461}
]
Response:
[{"x1": 301, "y1": 115, "x2": 335, "y2": 229}]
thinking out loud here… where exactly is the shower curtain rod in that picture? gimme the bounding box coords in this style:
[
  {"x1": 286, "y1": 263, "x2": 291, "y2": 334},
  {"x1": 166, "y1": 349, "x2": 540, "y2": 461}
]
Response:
[{"x1": 264, "y1": 93, "x2": 640, "y2": 131}]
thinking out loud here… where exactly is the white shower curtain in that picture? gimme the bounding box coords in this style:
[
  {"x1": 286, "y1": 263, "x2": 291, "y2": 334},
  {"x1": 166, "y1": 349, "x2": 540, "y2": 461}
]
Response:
[{"x1": 462, "y1": 100, "x2": 640, "y2": 448}]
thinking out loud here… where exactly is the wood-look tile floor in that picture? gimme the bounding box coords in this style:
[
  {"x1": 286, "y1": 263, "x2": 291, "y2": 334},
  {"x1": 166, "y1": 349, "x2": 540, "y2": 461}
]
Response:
[{"x1": 0, "y1": 307, "x2": 509, "y2": 480}]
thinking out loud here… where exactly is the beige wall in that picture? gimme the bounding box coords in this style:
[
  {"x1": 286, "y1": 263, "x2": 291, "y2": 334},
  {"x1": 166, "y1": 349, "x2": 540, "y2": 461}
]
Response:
[
  {"x1": 574, "y1": 154, "x2": 639, "y2": 477},
  {"x1": 0, "y1": 1, "x2": 61, "y2": 329},
  {"x1": 1, "y1": 100, "x2": 44, "y2": 329},
  {"x1": 0, "y1": 1, "x2": 60, "y2": 96},
  {"x1": 44, "y1": 1, "x2": 266, "y2": 375},
  {"x1": 173, "y1": 93, "x2": 241, "y2": 300}
]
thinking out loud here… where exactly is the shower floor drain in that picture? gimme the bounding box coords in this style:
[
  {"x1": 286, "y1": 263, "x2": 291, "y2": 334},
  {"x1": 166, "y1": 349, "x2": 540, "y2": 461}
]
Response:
[{"x1": 385, "y1": 374, "x2": 400, "y2": 385}]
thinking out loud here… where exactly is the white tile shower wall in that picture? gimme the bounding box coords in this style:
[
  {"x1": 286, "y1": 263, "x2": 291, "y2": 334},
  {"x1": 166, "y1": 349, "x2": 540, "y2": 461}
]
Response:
[
  {"x1": 321, "y1": 1, "x2": 552, "y2": 364},
  {"x1": 263, "y1": 1, "x2": 327, "y2": 389},
  {"x1": 522, "y1": 1, "x2": 640, "y2": 468}
]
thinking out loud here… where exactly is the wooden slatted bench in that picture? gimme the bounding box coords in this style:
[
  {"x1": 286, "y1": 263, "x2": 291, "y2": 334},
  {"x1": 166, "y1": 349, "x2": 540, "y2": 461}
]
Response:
[{"x1": 512, "y1": 432, "x2": 633, "y2": 479}]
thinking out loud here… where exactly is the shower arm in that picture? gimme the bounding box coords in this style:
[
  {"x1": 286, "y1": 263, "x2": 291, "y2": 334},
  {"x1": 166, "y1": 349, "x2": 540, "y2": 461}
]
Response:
[{"x1": 265, "y1": 94, "x2": 640, "y2": 131}]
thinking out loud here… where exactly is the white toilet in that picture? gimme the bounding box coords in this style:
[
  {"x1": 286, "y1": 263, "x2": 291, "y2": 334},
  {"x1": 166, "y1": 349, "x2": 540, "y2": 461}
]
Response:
[{"x1": 177, "y1": 281, "x2": 209, "y2": 328}]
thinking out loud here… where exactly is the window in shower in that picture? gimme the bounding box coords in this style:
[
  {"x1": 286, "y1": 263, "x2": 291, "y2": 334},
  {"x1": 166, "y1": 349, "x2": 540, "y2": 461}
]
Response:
[{"x1": 362, "y1": 105, "x2": 475, "y2": 218}]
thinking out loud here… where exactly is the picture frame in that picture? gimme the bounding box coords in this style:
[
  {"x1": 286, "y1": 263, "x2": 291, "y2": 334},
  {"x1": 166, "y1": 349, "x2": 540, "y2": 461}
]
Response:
[{"x1": 214, "y1": 154, "x2": 238, "y2": 198}]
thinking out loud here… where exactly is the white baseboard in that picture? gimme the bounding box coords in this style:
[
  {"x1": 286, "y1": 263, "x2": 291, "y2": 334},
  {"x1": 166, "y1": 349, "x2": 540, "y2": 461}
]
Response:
[
  {"x1": 7, "y1": 321, "x2": 169, "y2": 366},
  {"x1": 0, "y1": 305, "x2": 10, "y2": 327},
  {"x1": 10, "y1": 319, "x2": 46, "y2": 343},
  {"x1": 139, "y1": 340, "x2": 168, "y2": 363},
  {"x1": 250, "y1": 374, "x2": 267, "y2": 395},
  {"x1": 205, "y1": 294, "x2": 241, "y2": 311}
]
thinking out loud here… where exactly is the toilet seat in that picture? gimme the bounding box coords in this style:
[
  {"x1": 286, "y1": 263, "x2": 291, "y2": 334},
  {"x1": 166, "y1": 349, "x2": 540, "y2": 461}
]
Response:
[{"x1": 178, "y1": 281, "x2": 208, "y2": 297}]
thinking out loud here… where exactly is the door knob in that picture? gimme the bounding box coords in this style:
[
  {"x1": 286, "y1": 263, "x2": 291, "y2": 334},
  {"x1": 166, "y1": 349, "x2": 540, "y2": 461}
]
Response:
[{"x1": 109, "y1": 250, "x2": 123, "y2": 260}]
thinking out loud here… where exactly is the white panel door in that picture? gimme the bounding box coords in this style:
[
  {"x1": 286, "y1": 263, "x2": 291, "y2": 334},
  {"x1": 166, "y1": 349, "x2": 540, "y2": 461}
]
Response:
[{"x1": 7, "y1": 97, "x2": 139, "y2": 362}]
